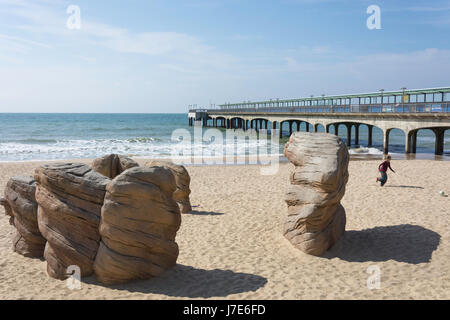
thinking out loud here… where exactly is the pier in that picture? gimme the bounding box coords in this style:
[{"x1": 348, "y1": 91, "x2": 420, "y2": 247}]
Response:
[{"x1": 188, "y1": 87, "x2": 450, "y2": 155}]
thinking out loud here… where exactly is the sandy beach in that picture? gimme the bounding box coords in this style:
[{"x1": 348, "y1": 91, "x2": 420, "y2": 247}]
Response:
[{"x1": 0, "y1": 159, "x2": 449, "y2": 300}]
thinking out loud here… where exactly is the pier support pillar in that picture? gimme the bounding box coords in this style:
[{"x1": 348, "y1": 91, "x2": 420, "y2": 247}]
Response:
[
  {"x1": 326, "y1": 124, "x2": 331, "y2": 133},
  {"x1": 405, "y1": 131, "x2": 411, "y2": 154},
  {"x1": 406, "y1": 130, "x2": 418, "y2": 154},
  {"x1": 433, "y1": 128, "x2": 445, "y2": 155},
  {"x1": 289, "y1": 121, "x2": 293, "y2": 136},
  {"x1": 368, "y1": 125, "x2": 373, "y2": 147},
  {"x1": 383, "y1": 129, "x2": 391, "y2": 155},
  {"x1": 280, "y1": 122, "x2": 284, "y2": 138},
  {"x1": 296, "y1": 121, "x2": 301, "y2": 132},
  {"x1": 346, "y1": 124, "x2": 352, "y2": 147},
  {"x1": 335, "y1": 124, "x2": 339, "y2": 137},
  {"x1": 355, "y1": 124, "x2": 360, "y2": 146}
]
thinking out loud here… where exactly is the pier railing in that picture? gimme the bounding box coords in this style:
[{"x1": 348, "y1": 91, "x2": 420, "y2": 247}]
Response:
[{"x1": 190, "y1": 102, "x2": 450, "y2": 114}]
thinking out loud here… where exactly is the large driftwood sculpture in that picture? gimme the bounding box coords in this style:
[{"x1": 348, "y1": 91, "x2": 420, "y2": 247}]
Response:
[
  {"x1": 91, "y1": 154, "x2": 139, "y2": 179},
  {"x1": 93, "y1": 166, "x2": 182, "y2": 284},
  {"x1": 283, "y1": 132, "x2": 349, "y2": 256},
  {"x1": 145, "y1": 160, "x2": 192, "y2": 213},
  {"x1": 0, "y1": 176, "x2": 46, "y2": 257},
  {"x1": 34, "y1": 163, "x2": 110, "y2": 279}
]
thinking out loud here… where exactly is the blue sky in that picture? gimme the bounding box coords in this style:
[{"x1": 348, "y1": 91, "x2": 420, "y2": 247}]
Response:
[{"x1": 0, "y1": 0, "x2": 449, "y2": 113}]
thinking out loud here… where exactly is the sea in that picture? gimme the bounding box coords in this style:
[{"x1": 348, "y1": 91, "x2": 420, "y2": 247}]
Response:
[{"x1": 0, "y1": 113, "x2": 449, "y2": 162}]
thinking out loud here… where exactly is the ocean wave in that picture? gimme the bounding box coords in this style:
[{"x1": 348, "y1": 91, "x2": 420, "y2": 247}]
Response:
[
  {"x1": 1, "y1": 135, "x2": 445, "y2": 162},
  {"x1": 91, "y1": 127, "x2": 143, "y2": 132},
  {"x1": 348, "y1": 146, "x2": 384, "y2": 155},
  {"x1": 0, "y1": 137, "x2": 278, "y2": 161},
  {"x1": 2, "y1": 138, "x2": 59, "y2": 144},
  {"x1": 127, "y1": 137, "x2": 162, "y2": 143}
]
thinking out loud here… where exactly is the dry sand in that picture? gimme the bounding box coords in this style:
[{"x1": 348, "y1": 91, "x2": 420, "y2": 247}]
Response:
[{"x1": 0, "y1": 159, "x2": 449, "y2": 300}]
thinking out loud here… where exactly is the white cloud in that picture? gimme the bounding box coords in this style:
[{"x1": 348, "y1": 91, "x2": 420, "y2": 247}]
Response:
[{"x1": 0, "y1": 0, "x2": 237, "y2": 77}]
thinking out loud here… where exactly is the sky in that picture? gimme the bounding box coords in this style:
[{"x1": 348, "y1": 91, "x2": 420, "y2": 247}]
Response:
[{"x1": 0, "y1": 0, "x2": 449, "y2": 113}]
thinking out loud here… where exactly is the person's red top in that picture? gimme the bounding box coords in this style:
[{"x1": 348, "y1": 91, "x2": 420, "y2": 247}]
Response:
[{"x1": 379, "y1": 161, "x2": 394, "y2": 172}]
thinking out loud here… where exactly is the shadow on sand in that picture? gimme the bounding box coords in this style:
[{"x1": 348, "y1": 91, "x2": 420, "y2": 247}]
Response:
[
  {"x1": 323, "y1": 224, "x2": 440, "y2": 264},
  {"x1": 186, "y1": 210, "x2": 225, "y2": 216},
  {"x1": 83, "y1": 265, "x2": 267, "y2": 298},
  {"x1": 385, "y1": 185, "x2": 424, "y2": 189}
]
